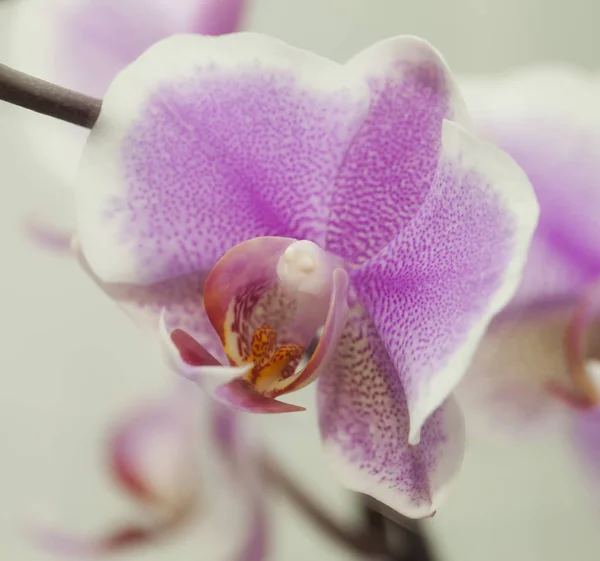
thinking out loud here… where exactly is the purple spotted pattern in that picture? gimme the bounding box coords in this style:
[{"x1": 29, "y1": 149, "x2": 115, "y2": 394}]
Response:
[
  {"x1": 351, "y1": 155, "x2": 515, "y2": 431},
  {"x1": 57, "y1": 0, "x2": 246, "y2": 97},
  {"x1": 118, "y1": 69, "x2": 366, "y2": 283},
  {"x1": 325, "y1": 58, "x2": 456, "y2": 266},
  {"x1": 317, "y1": 305, "x2": 463, "y2": 510}
]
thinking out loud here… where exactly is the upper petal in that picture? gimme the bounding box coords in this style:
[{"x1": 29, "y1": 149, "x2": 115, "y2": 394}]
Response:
[
  {"x1": 324, "y1": 36, "x2": 470, "y2": 265},
  {"x1": 350, "y1": 120, "x2": 538, "y2": 443},
  {"x1": 461, "y1": 67, "x2": 600, "y2": 307},
  {"x1": 317, "y1": 305, "x2": 465, "y2": 518},
  {"x1": 77, "y1": 33, "x2": 370, "y2": 284}
]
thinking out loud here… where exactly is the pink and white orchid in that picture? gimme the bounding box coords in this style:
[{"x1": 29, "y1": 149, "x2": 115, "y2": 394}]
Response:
[
  {"x1": 73, "y1": 32, "x2": 539, "y2": 517},
  {"x1": 458, "y1": 68, "x2": 600, "y2": 490},
  {"x1": 32, "y1": 383, "x2": 268, "y2": 560}
]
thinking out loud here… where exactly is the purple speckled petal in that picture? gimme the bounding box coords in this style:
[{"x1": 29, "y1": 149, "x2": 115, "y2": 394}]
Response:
[
  {"x1": 350, "y1": 120, "x2": 538, "y2": 443},
  {"x1": 324, "y1": 36, "x2": 470, "y2": 265},
  {"x1": 317, "y1": 305, "x2": 464, "y2": 518},
  {"x1": 461, "y1": 67, "x2": 600, "y2": 309},
  {"x1": 77, "y1": 33, "x2": 370, "y2": 284}
]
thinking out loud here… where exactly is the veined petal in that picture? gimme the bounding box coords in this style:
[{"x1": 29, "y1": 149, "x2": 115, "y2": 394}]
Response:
[
  {"x1": 317, "y1": 306, "x2": 465, "y2": 518},
  {"x1": 77, "y1": 33, "x2": 370, "y2": 284},
  {"x1": 351, "y1": 120, "x2": 538, "y2": 444},
  {"x1": 461, "y1": 67, "x2": 600, "y2": 307},
  {"x1": 325, "y1": 35, "x2": 470, "y2": 265}
]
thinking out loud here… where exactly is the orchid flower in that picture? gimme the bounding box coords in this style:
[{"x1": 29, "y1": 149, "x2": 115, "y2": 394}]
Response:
[
  {"x1": 72, "y1": 32, "x2": 538, "y2": 517},
  {"x1": 32, "y1": 383, "x2": 267, "y2": 560},
  {"x1": 457, "y1": 68, "x2": 600, "y2": 486},
  {"x1": 7, "y1": 0, "x2": 246, "y2": 250}
]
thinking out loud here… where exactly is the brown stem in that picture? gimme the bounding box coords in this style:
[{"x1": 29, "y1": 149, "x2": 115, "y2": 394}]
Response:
[
  {"x1": 263, "y1": 455, "x2": 390, "y2": 558},
  {"x1": 0, "y1": 63, "x2": 101, "y2": 128}
]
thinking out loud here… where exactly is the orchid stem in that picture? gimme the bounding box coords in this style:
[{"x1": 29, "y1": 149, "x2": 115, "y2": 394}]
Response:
[
  {"x1": 0, "y1": 64, "x2": 101, "y2": 128},
  {"x1": 264, "y1": 455, "x2": 430, "y2": 560}
]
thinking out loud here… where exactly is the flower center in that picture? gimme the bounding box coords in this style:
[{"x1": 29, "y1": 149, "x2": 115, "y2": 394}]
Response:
[
  {"x1": 244, "y1": 324, "x2": 304, "y2": 393},
  {"x1": 276, "y1": 240, "x2": 335, "y2": 297}
]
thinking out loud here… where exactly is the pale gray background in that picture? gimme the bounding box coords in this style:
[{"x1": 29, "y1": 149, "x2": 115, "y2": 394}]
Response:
[{"x1": 0, "y1": 0, "x2": 598, "y2": 560}]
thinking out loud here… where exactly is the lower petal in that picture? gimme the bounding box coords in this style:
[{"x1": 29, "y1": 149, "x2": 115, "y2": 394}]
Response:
[{"x1": 317, "y1": 306, "x2": 465, "y2": 518}]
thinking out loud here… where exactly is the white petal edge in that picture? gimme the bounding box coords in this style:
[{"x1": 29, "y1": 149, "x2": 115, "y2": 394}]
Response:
[
  {"x1": 407, "y1": 119, "x2": 539, "y2": 445},
  {"x1": 344, "y1": 34, "x2": 472, "y2": 131}
]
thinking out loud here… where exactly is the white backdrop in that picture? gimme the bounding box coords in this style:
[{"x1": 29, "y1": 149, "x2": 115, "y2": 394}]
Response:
[{"x1": 0, "y1": 0, "x2": 598, "y2": 560}]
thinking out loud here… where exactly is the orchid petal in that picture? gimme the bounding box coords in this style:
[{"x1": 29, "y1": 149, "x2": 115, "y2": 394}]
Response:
[
  {"x1": 10, "y1": 0, "x2": 245, "y2": 186},
  {"x1": 317, "y1": 306, "x2": 465, "y2": 518},
  {"x1": 350, "y1": 120, "x2": 538, "y2": 444},
  {"x1": 214, "y1": 379, "x2": 306, "y2": 414},
  {"x1": 324, "y1": 35, "x2": 470, "y2": 265},
  {"x1": 77, "y1": 33, "x2": 370, "y2": 284},
  {"x1": 196, "y1": 0, "x2": 248, "y2": 37},
  {"x1": 461, "y1": 67, "x2": 600, "y2": 307},
  {"x1": 456, "y1": 307, "x2": 575, "y2": 436},
  {"x1": 564, "y1": 282, "x2": 600, "y2": 406}
]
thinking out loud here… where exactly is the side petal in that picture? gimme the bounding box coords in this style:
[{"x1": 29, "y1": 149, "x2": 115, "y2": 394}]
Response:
[
  {"x1": 461, "y1": 67, "x2": 600, "y2": 305},
  {"x1": 456, "y1": 306, "x2": 575, "y2": 437},
  {"x1": 77, "y1": 33, "x2": 370, "y2": 284},
  {"x1": 317, "y1": 306, "x2": 465, "y2": 518},
  {"x1": 350, "y1": 120, "x2": 538, "y2": 443},
  {"x1": 324, "y1": 35, "x2": 470, "y2": 265}
]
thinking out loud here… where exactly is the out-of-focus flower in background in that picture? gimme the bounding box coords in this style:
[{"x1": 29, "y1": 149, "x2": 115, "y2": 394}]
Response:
[
  {"x1": 30, "y1": 382, "x2": 268, "y2": 560},
  {"x1": 7, "y1": 0, "x2": 247, "y2": 249},
  {"x1": 458, "y1": 67, "x2": 600, "y2": 496},
  {"x1": 73, "y1": 32, "x2": 538, "y2": 517}
]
